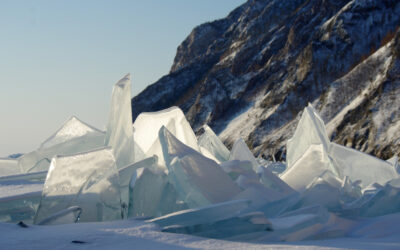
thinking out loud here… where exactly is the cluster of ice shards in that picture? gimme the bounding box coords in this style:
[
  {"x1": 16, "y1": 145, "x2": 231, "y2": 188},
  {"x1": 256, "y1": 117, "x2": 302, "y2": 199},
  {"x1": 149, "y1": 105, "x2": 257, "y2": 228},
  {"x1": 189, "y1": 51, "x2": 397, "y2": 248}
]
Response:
[
  {"x1": 2, "y1": 75, "x2": 400, "y2": 244},
  {"x1": 279, "y1": 103, "x2": 400, "y2": 220}
]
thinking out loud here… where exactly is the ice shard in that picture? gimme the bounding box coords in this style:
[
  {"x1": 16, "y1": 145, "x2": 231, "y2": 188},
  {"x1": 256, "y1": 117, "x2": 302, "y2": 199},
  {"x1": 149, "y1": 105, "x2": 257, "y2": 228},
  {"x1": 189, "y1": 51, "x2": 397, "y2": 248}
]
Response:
[
  {"x1": 128, "y1": 166, "x2": 168, "y2": 218},
  {"x1": 159, "y1": 126, "x2": 241, "y2": 207},
  {"x1": 18, "y1": 116, "x2": 105, "y2": 173},
  {"x1": 329, "y1": 142, "x2": 397, "y2": 187},
  {"x1": 39, "y1": 116, "x2": 104, "y2": 150},
  {"x1": 281, "y1": 144, "x2": 337, "y2": 192},
  {"x1": 258, "y1": 165, "x2": 294, "y2": 195},
  {"x1": 118, "y1": 156, "x2": 158, "y2": 216},
  {"x1": 198, "y1": 125, "x2": 230, "y2": 162},
  {"x1": 286, "y1": 104, "x2": 330, "y2": 169},
  {"x1": 133, "y1": 107, "x2": 199, "y2": 166},
  {"x1": 34, "y1": 148, "x2": 122, "y2": 224},
  {"x1": 295, "y1": 171, "x2": 343, "y2": 212},
  {"x1": 229, "y1": 138, "x2": 259, "y2": 171},
  {"x1": 0, "y1": 158, "x2": 20, "y2": 177},
  {"x1": 105, "y1": 74, "x2": 135, "y2": 169}
]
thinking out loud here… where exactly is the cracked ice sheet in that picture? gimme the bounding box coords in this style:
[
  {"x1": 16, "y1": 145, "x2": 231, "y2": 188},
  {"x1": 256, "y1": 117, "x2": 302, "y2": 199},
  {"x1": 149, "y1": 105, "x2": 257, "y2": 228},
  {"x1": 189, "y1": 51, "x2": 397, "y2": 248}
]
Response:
[{"x1": 1, "y1": 215, "x2": 400, "y2": 249}]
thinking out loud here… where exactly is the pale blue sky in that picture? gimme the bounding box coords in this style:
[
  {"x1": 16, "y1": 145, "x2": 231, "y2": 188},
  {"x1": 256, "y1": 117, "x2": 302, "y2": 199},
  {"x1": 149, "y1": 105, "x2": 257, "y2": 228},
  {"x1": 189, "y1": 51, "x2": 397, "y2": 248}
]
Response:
[{"x1": 0, "y1": 0, "x2": 245, "y2": 156}]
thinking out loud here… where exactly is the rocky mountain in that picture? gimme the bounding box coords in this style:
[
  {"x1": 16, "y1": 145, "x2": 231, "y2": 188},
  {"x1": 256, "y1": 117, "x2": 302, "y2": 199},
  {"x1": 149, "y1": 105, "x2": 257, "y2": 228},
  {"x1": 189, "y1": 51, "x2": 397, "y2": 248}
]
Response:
[{"x1": 131, "y1": 0, "x2": 400, "y2": 161}]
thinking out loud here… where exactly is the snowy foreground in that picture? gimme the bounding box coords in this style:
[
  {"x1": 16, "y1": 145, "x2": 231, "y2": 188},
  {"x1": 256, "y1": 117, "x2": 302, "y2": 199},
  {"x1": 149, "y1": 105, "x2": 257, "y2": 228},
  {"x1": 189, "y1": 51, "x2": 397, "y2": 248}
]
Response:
[
  {"x1": 1, "y1": 75, "x2": 400, "y2": 249},
  {"x1": 1, "y1": 214, "x2": 400, "y2": 249}
]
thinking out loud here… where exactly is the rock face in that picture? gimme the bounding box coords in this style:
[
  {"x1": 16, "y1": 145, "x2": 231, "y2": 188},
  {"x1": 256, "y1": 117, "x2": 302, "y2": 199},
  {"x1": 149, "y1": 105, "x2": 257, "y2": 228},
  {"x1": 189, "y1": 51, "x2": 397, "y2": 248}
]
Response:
[{"x1": 131, "y1": 0, "x2": 400, "y2": 160}]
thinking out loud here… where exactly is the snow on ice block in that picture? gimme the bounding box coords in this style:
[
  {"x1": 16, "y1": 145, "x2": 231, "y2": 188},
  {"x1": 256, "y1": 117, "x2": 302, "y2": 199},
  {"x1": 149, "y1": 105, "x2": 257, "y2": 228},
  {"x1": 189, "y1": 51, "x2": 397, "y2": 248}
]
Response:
[
  {"x1": 286, "y1": 104, "x2": 330, "y2": 169},
  {"x1": 148, "y1": 199, "x2": 249, "y2": 228},
  {"x1": 159, "y1": 127, "x2": 241, "y2": 207},
  {"x1": 18, "y1": 117, "x2": 105, "y2": 173},
  {"x1": 229, "y1": 138, "x2": 259, "y2": 171},
  {"x1": 105, "y1": 74, "x2": 135, "y2": 169},
  {"x1": 162, "y1": 211, "x2": 272, "y2": 239},
  {"x1": 197, "y1": 125, "x2": 230, "y2": 163},
  {"x1": 281, "y1": 144, "x2": 337, "y2": 192},
  {"x1": 118, "y1": 156, "x2": 158, "y2": 216},
  {"x1": 133, "y1": 107, "x2": 199, "y2": 166},
  {"x1": 0, "y1": 158, "x2": 20, "y2": 177},
  {"x1": 329, "y1": 142, "x2": 397, "y2": 187},
  {"x1": 34, "y1": 148, "x2": 122, "y2": 224}
]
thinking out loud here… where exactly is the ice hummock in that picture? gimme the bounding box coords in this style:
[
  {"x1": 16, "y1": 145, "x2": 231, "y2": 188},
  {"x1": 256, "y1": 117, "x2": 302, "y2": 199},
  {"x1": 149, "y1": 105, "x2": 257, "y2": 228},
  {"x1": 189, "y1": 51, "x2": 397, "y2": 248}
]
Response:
[
  {"x1": 105, "y1": 74, "x2": 136, "y2": 169},
  {"x1": 34, "y1": 148, "x2": 122, "y2": 224},
  {"x1": 1, "y1": 75, "x2": 400, "y2": 246}
]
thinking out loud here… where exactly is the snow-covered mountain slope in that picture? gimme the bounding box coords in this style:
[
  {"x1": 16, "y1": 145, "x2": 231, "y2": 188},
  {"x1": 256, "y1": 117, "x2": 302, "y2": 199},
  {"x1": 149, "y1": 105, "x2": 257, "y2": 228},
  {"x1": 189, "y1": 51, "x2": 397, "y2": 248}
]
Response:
[{"x1": 131, "y1": 0, "x2": 400, "y2": 160}]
